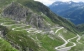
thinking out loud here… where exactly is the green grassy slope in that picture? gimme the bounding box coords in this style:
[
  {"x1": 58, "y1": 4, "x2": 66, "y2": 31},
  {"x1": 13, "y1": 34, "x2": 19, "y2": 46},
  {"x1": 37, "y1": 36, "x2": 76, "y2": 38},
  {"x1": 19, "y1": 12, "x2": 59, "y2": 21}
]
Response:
[
  {"x1": 19, "y1": 0, "x2": 78, "y2": 33},
  {"x1": 0, "y1": 0, "x2": 83, "y2": 51},
  {"x1": 0, "y1": 0, "x2": 78, "y2": 34}
]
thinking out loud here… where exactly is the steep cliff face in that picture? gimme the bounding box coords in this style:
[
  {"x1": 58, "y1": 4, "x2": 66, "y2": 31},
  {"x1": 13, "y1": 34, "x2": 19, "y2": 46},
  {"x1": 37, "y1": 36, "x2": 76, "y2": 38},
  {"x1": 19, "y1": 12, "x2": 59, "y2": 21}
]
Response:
[
  {"x1": 2, "y1": 2, "x2": 49, "y2": 30},
  {"x1": 28, "y1": 13, "x2": 49, "y2": 30},
  {"x1": 2, "y1": 2, "x2": 28, "y2": 21}
]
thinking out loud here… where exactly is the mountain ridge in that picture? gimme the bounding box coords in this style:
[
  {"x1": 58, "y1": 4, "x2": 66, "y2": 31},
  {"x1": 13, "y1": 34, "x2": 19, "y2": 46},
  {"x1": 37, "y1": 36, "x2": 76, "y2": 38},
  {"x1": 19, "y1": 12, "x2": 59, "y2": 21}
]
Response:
[
  {"x1": 0, "y1": 0, "x2": 83, "y2": 51},
  {"x1": 49, "y1": 1, "x2": 84, "y2": 24}
]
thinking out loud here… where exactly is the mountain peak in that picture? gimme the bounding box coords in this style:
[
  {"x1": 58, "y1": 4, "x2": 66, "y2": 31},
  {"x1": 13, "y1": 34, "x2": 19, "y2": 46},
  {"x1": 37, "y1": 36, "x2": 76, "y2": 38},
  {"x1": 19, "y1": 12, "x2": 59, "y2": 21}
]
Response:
[
  {"x1": 49, "y1": 0, "x2": 84, "y2": 24},
  {"x1": 52, "y1": 1, "x2": 84, "y2": 5},
  {"x1": 52, "y1": 1, "x2": 74, "y2": 6}
]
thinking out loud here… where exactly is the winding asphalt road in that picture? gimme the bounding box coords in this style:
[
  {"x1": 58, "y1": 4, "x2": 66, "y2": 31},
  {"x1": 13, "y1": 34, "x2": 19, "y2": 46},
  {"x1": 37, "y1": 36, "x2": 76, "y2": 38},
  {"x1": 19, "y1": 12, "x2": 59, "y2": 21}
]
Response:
[
  {"x1": 55, "y1": 27, "x2": 82, "y2": 51},
  {"x1": 0, "y1": 23, "x2": 82, "y2": 51}
]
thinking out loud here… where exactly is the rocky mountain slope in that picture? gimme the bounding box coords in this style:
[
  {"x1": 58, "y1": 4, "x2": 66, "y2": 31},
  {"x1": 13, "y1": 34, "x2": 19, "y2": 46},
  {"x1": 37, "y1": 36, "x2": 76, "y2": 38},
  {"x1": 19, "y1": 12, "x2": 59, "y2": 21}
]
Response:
[
  {"x1": 49, "y1": 1, "x2": 84, "y2": 24},
  {"x1": 0, "y1": 0, "x2": 84, "y2": 51}
]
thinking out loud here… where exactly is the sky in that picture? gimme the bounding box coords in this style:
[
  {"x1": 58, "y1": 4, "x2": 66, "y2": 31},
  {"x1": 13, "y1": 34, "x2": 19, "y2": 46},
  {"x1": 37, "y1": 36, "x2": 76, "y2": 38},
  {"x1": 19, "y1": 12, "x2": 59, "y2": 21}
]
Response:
[{"x1": 34, "y1": 0, "x2": 84, "y2": 6}]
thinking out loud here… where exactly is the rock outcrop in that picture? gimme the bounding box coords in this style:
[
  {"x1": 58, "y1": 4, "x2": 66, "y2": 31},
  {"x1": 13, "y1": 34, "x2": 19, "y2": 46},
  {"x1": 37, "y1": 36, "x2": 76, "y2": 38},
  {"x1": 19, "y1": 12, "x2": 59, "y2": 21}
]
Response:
[
  {"x1": 2, "y1": 2, "x2": 49, "y2": 30},
  {"x1": 2, "y1": 2, "x2": 29, "y2": 21}
]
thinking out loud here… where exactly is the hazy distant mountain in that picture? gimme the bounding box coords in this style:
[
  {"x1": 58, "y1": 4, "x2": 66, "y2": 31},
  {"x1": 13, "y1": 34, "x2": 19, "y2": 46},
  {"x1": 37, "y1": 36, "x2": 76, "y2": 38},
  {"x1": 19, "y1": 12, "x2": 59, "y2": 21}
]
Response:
[{"x1": 49, "y1": 1, "x2": 84, "y2": 24}]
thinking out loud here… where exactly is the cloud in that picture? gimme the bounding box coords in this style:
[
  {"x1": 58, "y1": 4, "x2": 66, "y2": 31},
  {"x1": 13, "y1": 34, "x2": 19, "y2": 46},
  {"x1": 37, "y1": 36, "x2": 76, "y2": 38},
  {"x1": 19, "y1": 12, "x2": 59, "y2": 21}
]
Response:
[
  {"x1": 34, "y1": 0, "x2": 56, "y2": 5},
  {"x1": 34, "y1": 0, "x2": 84, "y2": 6}
]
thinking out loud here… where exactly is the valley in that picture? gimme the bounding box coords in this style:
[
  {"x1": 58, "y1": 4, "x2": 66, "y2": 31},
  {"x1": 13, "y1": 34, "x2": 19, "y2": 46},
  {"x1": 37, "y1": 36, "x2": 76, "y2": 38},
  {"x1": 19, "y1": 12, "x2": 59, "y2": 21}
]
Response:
[
  {"x1": 49, "y1": 1, "x2": 84, "y2": 24},
  {"x1": 0, "y1": 0, "x2": 84, "y2": 51}
]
